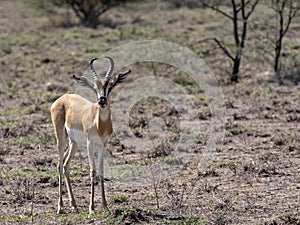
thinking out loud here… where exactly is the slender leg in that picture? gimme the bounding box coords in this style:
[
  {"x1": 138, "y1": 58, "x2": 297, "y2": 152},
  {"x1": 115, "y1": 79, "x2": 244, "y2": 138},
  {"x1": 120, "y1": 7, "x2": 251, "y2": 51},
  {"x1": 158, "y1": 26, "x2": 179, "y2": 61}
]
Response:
[
  {"x1": 57, "y1": 134, "x2": 67, "y2": 214},
  {"x1": 63, "y1": 139, "x2": 78, "y2": 211},
  {"x1": 57, "y1": 155, "x2": 64, "y2": 214},
  {"x1": 87, "y1": 139, "x2": 96, "y2": 216},
  {"x1": 98, "y1": 143, "x2": 108, "y2": 211},
  {"x1": 89, "y1": 170, "x2": 96, "y2": 216}
]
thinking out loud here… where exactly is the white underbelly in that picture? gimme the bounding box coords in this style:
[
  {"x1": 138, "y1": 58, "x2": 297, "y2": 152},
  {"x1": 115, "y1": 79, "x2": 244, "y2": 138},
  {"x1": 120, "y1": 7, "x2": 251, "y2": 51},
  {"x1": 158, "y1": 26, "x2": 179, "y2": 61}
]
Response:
[
  {"x1": 65, "y1": 126, "x2": 87, "y2": 145},
  {"x1": 65, "y1": 125, "x2": 102, "y2": 146}
]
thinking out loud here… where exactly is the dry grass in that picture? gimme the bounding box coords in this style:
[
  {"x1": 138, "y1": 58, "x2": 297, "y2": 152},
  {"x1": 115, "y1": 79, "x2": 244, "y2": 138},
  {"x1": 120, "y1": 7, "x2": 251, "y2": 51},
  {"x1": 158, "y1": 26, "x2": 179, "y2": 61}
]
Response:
[{"x1": 0, "y1": 0, "x2": 299, "y2": 224}]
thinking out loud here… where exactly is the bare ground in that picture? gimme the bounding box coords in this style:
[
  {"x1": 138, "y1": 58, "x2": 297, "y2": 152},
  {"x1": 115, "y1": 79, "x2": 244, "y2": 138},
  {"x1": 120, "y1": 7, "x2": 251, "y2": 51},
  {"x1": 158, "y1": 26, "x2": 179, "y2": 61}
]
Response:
[{"x1": 0, "y1": 1, "x2": 299, "y2": 224}]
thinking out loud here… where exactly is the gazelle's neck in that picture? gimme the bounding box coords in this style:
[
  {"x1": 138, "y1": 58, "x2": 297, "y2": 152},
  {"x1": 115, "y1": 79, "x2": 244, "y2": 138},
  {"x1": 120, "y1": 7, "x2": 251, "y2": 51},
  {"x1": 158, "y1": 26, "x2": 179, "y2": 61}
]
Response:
[
  {"x1": 96, "y1": 106, "x2": 113, "y2": 139},
  {"x1": 98, "y1": 106, "x2": 111, "y2": 121}
]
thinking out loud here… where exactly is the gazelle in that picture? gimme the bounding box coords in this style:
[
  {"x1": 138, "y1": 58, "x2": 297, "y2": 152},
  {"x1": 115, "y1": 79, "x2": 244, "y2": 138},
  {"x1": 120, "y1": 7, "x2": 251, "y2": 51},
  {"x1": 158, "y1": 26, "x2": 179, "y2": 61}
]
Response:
[{"x1": 50, "y1": 57, "x2": 131, "y2": 215}]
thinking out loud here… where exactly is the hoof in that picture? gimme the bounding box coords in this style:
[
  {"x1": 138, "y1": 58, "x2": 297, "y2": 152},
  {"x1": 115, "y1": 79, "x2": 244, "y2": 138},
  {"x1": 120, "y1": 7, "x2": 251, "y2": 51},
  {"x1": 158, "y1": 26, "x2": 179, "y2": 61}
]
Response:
[
  {"x1": 57, "y1": 208, "x2": 65, "y2": 214},
  {"x1": 103, "y1": 205, "x2": 109, "y2": 212},
  {"x1": 88, "y1": 210, "x2": 95, "y2": 218},
  {"x1": 71, "y1": 206, "x2": 78, "y2": 213}
]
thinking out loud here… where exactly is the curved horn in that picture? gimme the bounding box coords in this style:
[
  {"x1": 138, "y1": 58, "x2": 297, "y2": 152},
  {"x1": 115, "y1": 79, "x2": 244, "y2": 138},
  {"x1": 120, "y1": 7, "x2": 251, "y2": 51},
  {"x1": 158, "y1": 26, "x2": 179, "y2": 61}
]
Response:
[
  {"x1": 104, "y1": 56, "x2": 114, "y2": 79},
  {"x1": 89, "y1": 58, "x2": 99, "y2": 80}
]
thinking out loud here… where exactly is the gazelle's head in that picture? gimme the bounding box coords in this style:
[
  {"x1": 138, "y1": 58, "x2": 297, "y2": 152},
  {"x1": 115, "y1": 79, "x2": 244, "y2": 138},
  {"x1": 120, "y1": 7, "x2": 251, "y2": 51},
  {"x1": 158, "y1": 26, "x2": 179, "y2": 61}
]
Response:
[{"x1": 73, "y1": 57, "x2": 130, "y2": 109}]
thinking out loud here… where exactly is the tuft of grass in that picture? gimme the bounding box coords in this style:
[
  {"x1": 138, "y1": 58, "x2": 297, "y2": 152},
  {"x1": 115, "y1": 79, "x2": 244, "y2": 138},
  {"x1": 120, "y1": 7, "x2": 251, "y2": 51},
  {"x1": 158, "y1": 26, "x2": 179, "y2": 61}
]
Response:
[
  {"x1": 268, "y1": 212, "x2": 300, "y2": 225},
  {"x1": 110, "y1": 194, "x2": 127, "y2": 203},
  {"x1": 180, "y1": 216, "x2": 207, "y2": 225},
  {"x1": 0, "y1": 108, "x2": 21, "y2": 116},
  {"x1": 227, "y1": 125, "x2": 256, "y2": 136},
  {"x1": 0, "y1": 167, "x2": 36, "y2": 181},
  {"x1": 162, "y1": 215, "x2": 206, "y2": 225},
  {"x1": 0, "y1": 40, "x2": 12, "y2": 55},
  {"x1": 168, "y1": 127, "x2": 181, "y2": 133},
  {"x1": 9, "y1": 137, "x2": 34, "y2": 149},
  {"x1": 0, "y1": 215, "x2": 32, "y2": 223},
  {"x1": 69, "y1": 164, "x2": 89, "y2": 181},
  {"x1": 114, "y1": 205, "x2": 146, "y2": 224},
  {"x1": 25, "y1": 104, "x2": 39, "y2": 114},
  {"x1": 39, "y1": 133, "x2": 56, "y2": 146}
]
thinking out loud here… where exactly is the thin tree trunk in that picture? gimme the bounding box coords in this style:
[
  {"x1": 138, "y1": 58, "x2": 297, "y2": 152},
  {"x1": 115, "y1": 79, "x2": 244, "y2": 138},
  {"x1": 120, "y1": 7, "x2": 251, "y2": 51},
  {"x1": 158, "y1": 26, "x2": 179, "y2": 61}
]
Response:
[
  {"x1": 200, "y1": 0, "x2": 259, "y2": 83},
  {"x1": 274, "y1": 37, "x2": 282, "y2": 79},
  {"x1": 271, "y1": 0, "x2": 298, "y2": 84},
  {"x1": 82, "y1": 10, "x2": 100, "y2": 28},
  {"x1": 231, "y1": 55, "x2": 241, "y2": 82}
]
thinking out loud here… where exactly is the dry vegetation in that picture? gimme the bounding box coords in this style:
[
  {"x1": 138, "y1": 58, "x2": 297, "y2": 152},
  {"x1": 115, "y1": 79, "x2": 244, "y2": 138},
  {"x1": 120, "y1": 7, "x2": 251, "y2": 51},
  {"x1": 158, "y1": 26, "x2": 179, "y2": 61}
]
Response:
[{"x1": 0, "y1": 0, "x2": 299, "y2": 224}]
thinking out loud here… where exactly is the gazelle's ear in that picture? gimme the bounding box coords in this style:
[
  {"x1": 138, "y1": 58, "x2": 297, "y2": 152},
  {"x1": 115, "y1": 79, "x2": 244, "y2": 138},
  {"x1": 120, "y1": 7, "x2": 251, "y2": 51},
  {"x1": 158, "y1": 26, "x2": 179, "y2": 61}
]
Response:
[
  {"x1": 72, "y1": 75, "x2": 97, "y2": 95},
  {"x1": 108, "y1": 70, "x2": 131, "y2": 93}
]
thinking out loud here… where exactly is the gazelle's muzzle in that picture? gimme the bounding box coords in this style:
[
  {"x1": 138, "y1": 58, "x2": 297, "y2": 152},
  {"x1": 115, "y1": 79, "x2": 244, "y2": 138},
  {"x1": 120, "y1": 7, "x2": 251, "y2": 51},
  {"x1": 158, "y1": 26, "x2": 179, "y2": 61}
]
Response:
[{"x1": 98, "y1": 96, "x2": 107, "y2": 108}]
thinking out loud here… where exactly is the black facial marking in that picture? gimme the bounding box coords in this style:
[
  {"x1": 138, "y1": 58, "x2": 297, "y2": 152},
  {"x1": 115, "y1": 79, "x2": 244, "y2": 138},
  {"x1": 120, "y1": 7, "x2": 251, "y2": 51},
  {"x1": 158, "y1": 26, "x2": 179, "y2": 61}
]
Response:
[
  {"x1": 102, "y1": 79, "x2": 110, "y2": 96},
  {"x1": 98, "y1": 96, "x2": 107, "y2": 108}
]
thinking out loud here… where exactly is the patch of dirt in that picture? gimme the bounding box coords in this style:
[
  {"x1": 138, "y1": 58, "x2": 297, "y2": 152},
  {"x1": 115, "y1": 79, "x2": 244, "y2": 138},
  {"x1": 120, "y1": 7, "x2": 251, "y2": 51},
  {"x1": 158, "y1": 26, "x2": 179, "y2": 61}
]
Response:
[{"x1": 0, "y1": 1, "x2": 299, "y2": 224}]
